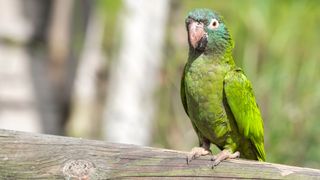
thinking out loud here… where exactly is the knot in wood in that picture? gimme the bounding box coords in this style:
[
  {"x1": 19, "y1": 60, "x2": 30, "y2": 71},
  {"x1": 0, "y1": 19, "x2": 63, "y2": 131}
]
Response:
[{"x1": 62, "y1": 159, "x2": 95, "y2": 179}]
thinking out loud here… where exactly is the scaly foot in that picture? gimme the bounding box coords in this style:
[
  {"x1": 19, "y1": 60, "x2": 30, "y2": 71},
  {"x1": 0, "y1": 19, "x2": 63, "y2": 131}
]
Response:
[
  {"x1": 211, "y1": 149, "x2": 240, "y2": 168},
  {"x1": 186, "y1": 147, "x2": 211, "y2": 164}
]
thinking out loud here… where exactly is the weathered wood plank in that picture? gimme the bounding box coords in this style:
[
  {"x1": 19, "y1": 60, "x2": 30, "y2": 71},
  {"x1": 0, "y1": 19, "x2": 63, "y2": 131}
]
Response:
[{"x1": 0, "y1": 129, "x2": 319, "y2": 179}]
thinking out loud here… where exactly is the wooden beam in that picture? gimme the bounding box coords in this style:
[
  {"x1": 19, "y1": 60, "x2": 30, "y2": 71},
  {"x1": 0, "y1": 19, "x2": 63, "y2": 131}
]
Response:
[{"x1": 0, "y1": 129, "x2": 319, "y2": 179}]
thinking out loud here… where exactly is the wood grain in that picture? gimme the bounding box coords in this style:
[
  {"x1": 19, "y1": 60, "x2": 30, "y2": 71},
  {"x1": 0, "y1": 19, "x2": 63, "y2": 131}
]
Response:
[{"x1": 0, "y1": 129, "x2": 319, "y2": 179}]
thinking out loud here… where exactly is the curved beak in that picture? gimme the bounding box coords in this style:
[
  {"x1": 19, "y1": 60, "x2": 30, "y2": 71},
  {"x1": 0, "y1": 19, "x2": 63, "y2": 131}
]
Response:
[{"x1": 187, "y1": 19, "x2": 207, "y2": 50}]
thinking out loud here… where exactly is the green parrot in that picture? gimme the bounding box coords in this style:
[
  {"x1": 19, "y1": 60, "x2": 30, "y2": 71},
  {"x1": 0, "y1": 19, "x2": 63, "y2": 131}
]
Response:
[{"x1": 181, "y1": 8, "x2": 266, "y2": 166}]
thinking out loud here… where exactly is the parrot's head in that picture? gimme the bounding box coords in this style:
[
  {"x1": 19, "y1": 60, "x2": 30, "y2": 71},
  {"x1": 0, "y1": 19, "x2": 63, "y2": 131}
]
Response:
[{"x1": 186, "y1": 8, "x2": 234, "y2": 56}]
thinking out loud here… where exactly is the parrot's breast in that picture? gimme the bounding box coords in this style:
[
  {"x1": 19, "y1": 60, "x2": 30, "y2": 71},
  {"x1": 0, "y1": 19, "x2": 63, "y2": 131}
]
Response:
[{"x1": 184, "y1": 57, "x2": 233, "y2": 147}]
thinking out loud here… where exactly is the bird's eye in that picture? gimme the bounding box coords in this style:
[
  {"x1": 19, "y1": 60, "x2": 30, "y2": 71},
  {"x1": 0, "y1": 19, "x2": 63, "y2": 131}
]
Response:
[{"x1": 209, "y1": 19, "x2": 219, "y2": 29}]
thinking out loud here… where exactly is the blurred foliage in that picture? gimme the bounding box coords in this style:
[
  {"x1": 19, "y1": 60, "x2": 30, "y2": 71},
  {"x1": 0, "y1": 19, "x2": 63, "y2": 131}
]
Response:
[
  {"x1": 150, "y1": 0, "x2": 320, "y2": 169},
  {"x1": 98, "y1": 0, "x2": 122, "y2": 59}
]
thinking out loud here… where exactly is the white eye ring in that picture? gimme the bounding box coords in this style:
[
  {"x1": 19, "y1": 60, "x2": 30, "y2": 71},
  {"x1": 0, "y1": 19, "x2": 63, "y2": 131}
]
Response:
[{"x1": 209, "y1": 19, "x2": 219, "y2": 29}]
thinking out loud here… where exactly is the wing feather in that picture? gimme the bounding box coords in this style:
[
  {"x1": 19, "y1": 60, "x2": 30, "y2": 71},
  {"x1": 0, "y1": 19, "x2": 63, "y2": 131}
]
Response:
[
  {"x1": 224, "y1": 69, "x2": 266, "y2": 161},
  {"x1": 180, "y1": 65, "x2": 189, "y2": 116}
]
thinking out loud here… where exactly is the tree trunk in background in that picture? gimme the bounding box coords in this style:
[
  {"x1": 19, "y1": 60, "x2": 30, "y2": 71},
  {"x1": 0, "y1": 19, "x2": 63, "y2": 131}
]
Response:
[
  {"x1": 103, "y1": 0, "x2": 169, "y2": 145},
  {"x1": 46, "y1": 0, "x2": 74, "y2": 134},
  {"x1": 67, "y1": 6, "x2": 105, "y2": 138},
  {"x1": 0, "y1": 0, "x2": 41, "y2": 132},
  {"x1": 0, "y1": 0, "x2": 90, "y2": 135}
]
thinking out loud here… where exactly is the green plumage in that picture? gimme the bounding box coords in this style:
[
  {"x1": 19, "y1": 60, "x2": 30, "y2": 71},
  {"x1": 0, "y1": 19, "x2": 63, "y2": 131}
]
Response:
[{"x1": 181, "y1": 9, "x2": 265, "y2": 161}]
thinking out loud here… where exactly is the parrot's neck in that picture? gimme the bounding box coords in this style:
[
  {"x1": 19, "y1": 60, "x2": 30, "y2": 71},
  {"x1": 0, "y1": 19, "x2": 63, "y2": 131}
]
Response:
[{"x1": 188, "y1": 48, "x2": 235, "y2": 66}]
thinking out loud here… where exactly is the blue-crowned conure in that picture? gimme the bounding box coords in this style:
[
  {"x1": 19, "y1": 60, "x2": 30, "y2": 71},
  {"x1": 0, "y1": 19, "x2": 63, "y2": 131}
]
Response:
[{"x1": 181, "y1": 8, "x2": 266, "y2": 167}]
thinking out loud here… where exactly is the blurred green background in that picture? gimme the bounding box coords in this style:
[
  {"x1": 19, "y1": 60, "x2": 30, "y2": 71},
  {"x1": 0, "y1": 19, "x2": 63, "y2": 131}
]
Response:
[{"x1": 0, "y1": 0, "x2": 319, "y2": 169}]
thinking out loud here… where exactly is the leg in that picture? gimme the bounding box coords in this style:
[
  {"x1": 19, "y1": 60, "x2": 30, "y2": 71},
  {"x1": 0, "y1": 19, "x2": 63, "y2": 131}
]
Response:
[
  {"x1": 211, "y1": 149, "x2": 240, "y2": 168},
  {"x1": 186, "y1": 139, "x2": 211, "y2": 164}
]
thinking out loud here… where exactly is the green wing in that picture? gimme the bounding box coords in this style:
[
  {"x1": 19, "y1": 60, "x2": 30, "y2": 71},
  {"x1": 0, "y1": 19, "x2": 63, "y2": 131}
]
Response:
[
  {"x1": 224, "y1": 68, "x2": 266, "y2": 161},
  {"x1": 180, "y1": 65, "x2": 189, "y2": 116}
]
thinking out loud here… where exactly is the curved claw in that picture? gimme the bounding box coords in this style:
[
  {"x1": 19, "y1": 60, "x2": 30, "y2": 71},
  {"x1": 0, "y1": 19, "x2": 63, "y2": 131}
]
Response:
[
  {"x1": 186, "y1": 147, "x2": 211, "y2": 164},
  {"x1": 211, "y1": 150, "x2": 240, "y2": 168}
]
